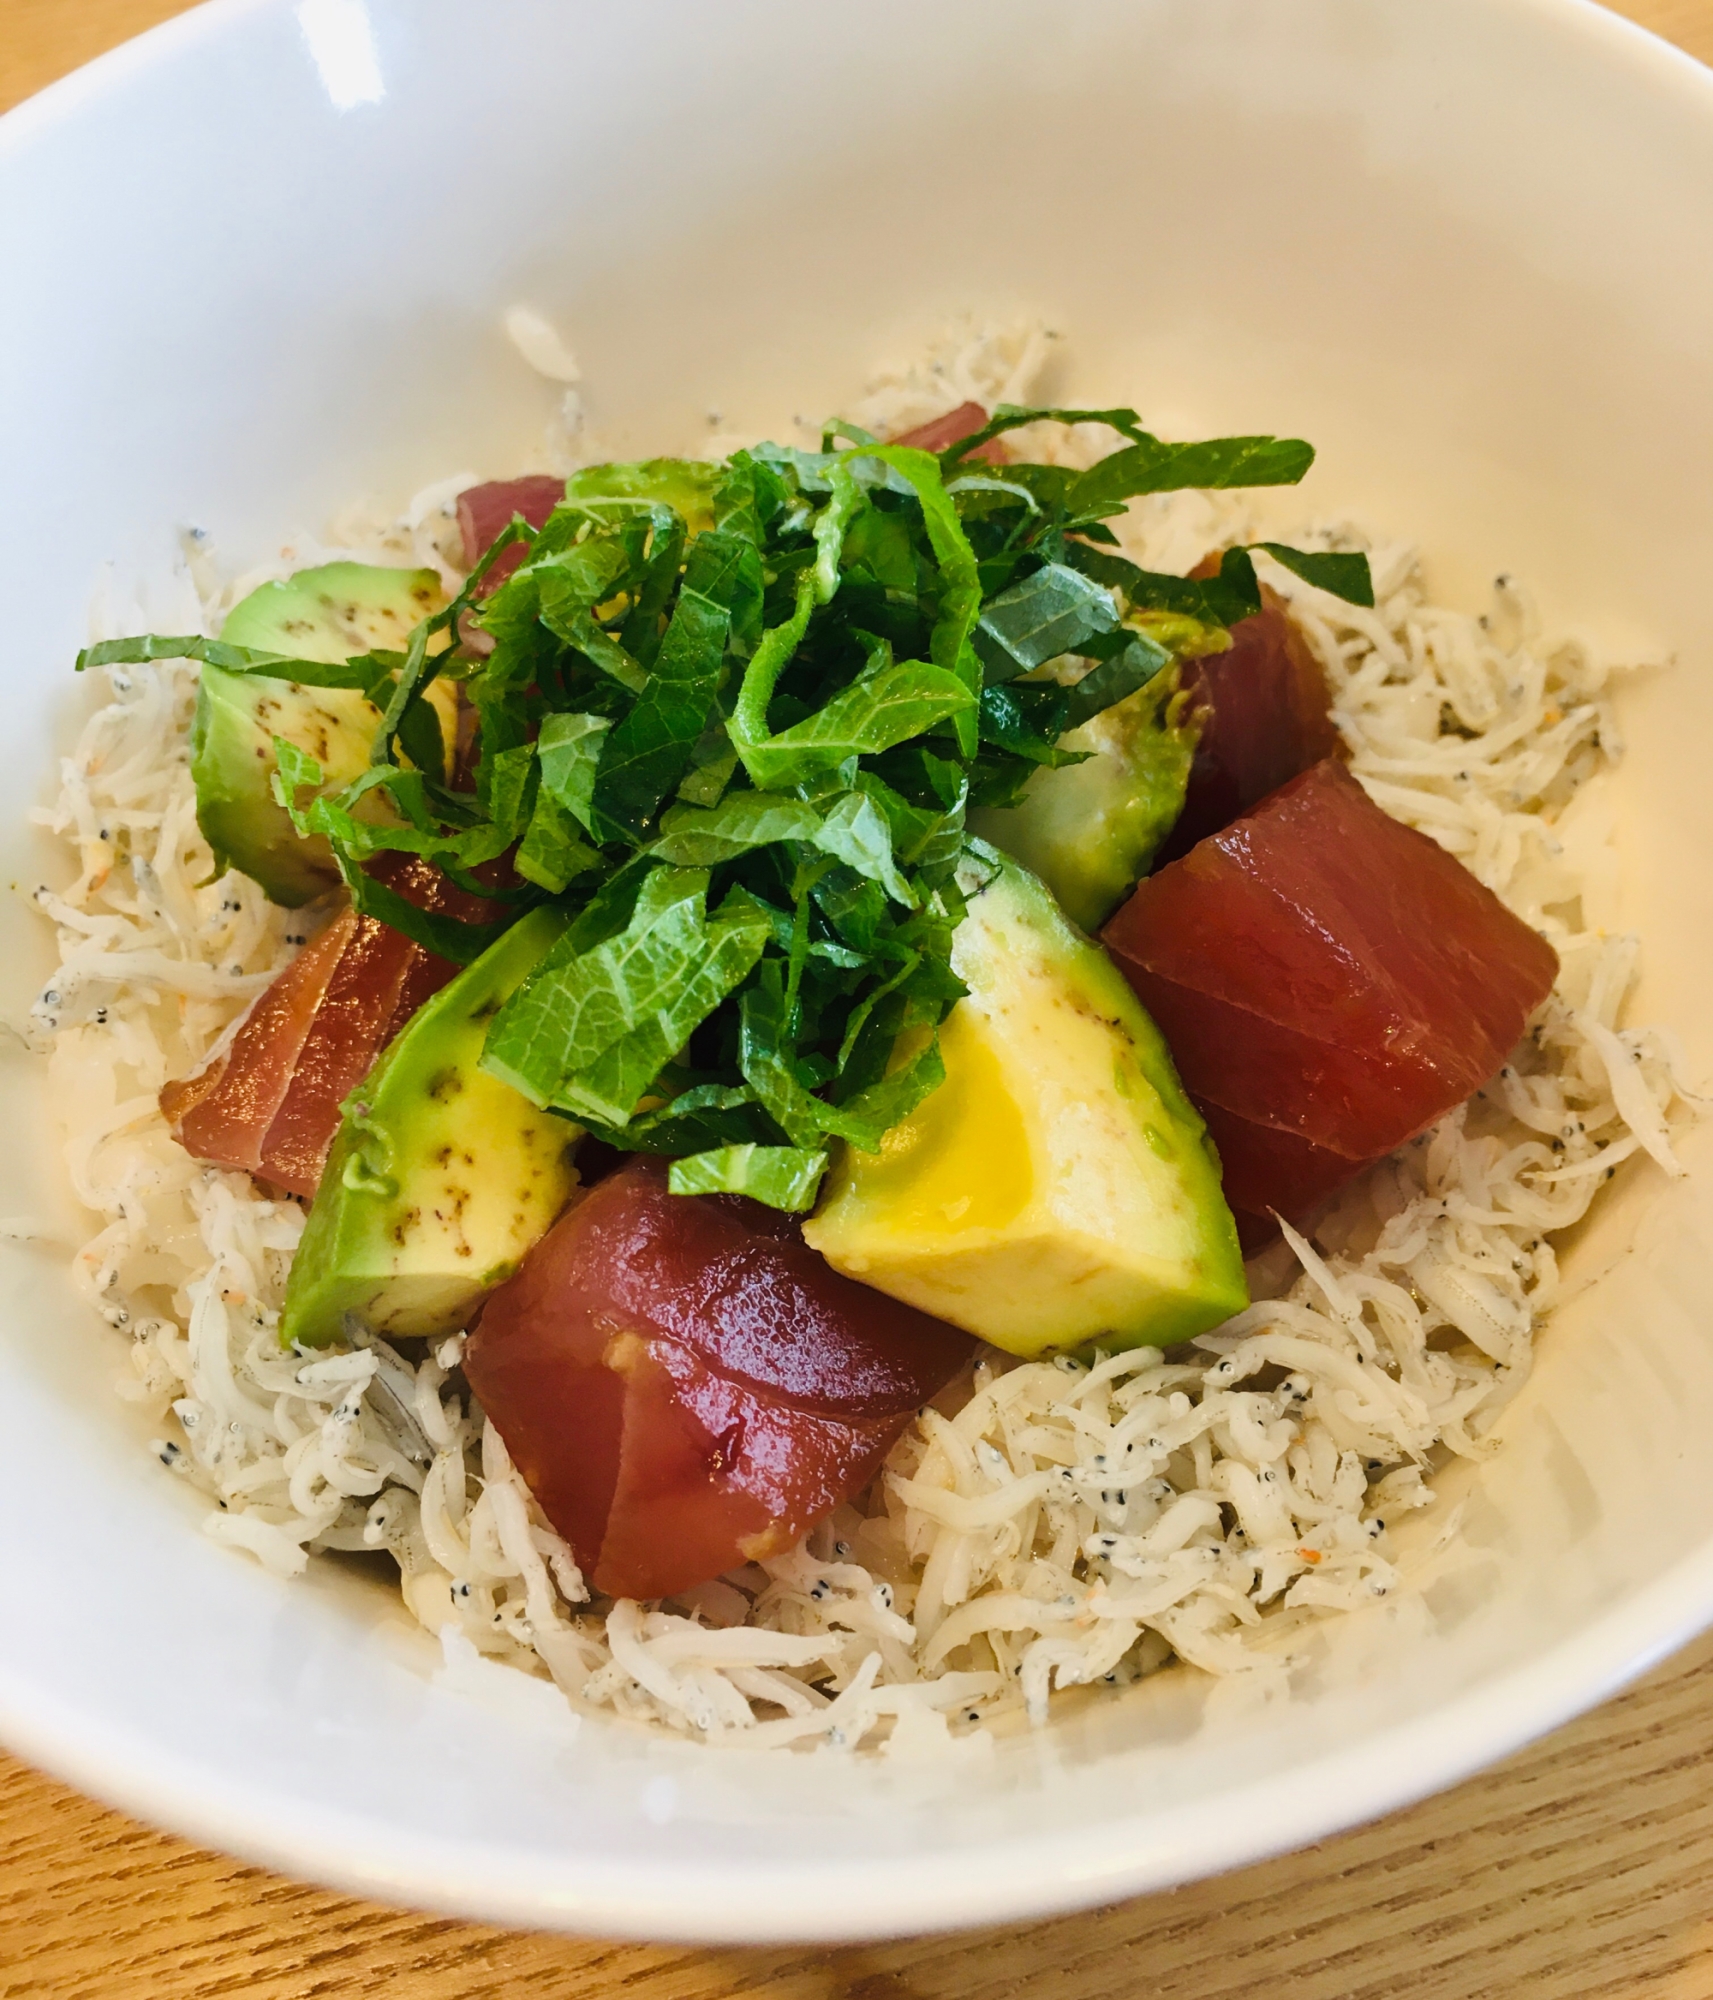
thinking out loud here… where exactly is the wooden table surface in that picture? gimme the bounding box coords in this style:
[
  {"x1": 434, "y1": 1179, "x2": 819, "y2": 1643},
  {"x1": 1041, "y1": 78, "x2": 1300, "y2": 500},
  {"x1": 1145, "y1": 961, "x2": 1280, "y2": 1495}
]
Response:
[{"x1": 6, "y1": 1, "x2": 1713, "y2": 1993}]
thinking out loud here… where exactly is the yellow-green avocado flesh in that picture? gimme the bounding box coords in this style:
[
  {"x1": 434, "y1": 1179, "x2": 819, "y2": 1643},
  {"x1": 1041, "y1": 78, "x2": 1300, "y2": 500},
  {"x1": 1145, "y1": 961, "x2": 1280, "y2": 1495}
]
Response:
[
  {"x1": 193, "y1": 561, "x2": 460, "y2": 907},
  {"x1": 280, "y1": 907, "x2": 582, "y2": 1350},
  {"x1": 969, "y1": 674, "x2": 1194, "y2": 934},
  {"x1": 803, "y1": 855, "x2": 1247, "y2": 1357}
]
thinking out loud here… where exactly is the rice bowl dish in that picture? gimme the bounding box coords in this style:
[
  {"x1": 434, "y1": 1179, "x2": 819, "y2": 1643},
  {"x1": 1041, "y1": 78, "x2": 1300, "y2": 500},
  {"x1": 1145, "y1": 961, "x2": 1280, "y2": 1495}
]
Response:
[
  {"x1": 6, "y1": 0, "x2": 1713, "y2": 1943},
  {"x1": 29, "y1": 319, "x2": 1697, "y2": 1750}
]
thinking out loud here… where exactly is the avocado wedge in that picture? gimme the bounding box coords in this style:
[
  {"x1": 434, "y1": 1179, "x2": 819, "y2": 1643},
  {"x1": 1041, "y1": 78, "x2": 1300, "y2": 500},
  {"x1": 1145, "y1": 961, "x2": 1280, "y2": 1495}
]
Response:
[
  {"x1": 804, "y1": 854, "x2": 1246, "y2": 1356},
  {"x1": 280, "y1": 907, "x2": 581, "y2": 1349},
  {"x1": 969, "y1": 676, "x2": 1193, "y2": 935},
  {"x1": 194, "y1": 562, "x2": 461, "y2": 905}
]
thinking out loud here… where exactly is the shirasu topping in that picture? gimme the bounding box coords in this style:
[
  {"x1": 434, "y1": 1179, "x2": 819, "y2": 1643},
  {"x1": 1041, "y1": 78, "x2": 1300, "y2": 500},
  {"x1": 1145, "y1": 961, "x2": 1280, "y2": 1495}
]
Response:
[{"x1": 26, "y1": 323, "x2": 1699, "y2": 1748}]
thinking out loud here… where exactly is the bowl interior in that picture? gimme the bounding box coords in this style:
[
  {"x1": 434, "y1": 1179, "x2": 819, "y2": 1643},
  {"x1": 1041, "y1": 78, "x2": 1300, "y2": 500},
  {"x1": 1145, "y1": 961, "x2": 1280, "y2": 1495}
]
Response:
[{"x1": 2, "y1": 0, "x2": 1713, "y2": 1943}]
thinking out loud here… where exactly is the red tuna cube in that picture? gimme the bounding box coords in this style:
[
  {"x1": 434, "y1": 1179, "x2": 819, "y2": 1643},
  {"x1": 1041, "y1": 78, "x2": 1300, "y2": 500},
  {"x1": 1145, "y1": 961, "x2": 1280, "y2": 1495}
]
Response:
[
  {"x1": 1155, "y1": 588, "x2": 1342, "y2": 867},
  {"x1": 466, "y1": 1157, "x2": 971, "y2": 1602},
  {"x1": 161, "y1": 855, "x2": 492, "y2": 1199},
  {"x1": 1101, "y1": 759, "x2": 1558, "y2": 1240},
  {"x1": 457, "y1": 475, "x2": 567, "y2": 593}
]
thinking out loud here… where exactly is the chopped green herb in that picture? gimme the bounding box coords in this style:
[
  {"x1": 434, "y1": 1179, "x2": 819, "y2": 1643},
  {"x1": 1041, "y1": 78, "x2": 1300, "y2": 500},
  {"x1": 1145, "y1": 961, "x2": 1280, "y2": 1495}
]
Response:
[
  {"x1": 97, "y1": 406, "x2": 1374, "y2": 1187},
  {"x1": 972, "y1": 561, "x2": 1120, "y2": 684},
  {"x1": 667, "y1": 1143, "x2": 829, "y2": 1212}
]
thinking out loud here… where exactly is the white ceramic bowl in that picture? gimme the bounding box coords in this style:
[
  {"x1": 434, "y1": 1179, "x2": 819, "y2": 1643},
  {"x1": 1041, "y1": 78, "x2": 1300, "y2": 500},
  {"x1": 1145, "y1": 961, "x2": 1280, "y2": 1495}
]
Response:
[{"x1": 3, "y1": 0, "x2": 1713, "y2": 1945}]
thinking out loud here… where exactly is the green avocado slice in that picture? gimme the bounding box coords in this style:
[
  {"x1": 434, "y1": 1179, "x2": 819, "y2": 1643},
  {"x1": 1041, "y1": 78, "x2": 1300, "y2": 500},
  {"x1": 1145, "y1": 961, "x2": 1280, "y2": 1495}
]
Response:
[
  {"x1": 969, "y1": 675, "x2": 1193, "y2": 934},
  {"x1": 803, "y1": 853, "x2": 1246, "y2": 1357},
  {"x1": 193, "y1": 561, "x2": 459, "y2": 906},
  {"x1": 280, "y1": 907, "x2": 582, "y2": 1350}
]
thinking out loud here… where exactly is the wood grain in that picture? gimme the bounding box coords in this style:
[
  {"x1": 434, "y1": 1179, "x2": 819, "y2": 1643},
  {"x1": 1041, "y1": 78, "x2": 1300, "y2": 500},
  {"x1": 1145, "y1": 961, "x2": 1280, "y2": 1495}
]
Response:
[
  {"x1": 0, "y1": 0, "x2": 198, "y2": 114},
  {"x1": 8, "y1": 1629, "x2": 1713, "y2": 1999},
  {"x1": 1609, "y1": 0, "x2": 1713, "y2": 58},
  {"x1": 3, "y1": 2, "x2": 1713, "y2": 1994}
]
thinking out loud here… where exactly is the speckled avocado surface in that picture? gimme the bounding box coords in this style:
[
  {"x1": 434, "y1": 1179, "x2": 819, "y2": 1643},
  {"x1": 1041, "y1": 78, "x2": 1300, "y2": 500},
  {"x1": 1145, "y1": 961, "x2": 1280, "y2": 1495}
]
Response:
[
  {"x1": 280, "y1": 906, "x2": 582, "y2": 1349},
  {"x1": 193, "y1": 562, "x2": 459, "y2": 906}
]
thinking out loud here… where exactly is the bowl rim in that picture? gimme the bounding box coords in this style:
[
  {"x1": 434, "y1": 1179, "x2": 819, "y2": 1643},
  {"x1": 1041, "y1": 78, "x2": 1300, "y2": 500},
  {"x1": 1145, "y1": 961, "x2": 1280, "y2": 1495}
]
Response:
[
  {"x1": 4, "y1": 1541, "x2": 1712, "y2": 1942},
  {"x1": 4, "y1": 0, "x2": 1713, "y2": 1945}
]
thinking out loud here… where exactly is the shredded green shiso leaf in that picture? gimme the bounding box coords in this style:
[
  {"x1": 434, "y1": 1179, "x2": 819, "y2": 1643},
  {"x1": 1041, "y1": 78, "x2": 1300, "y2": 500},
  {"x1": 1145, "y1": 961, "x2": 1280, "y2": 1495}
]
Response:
[{"x1": 79, "y1": 405, "x2": 1374, "y2": 1209}]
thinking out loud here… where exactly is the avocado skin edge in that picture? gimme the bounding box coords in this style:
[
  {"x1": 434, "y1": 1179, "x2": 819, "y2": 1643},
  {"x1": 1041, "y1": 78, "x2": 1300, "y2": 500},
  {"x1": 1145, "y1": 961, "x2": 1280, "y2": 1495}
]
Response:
[{"x1": 965, "y1": 858, "x2": 1248, "y2": 1351}]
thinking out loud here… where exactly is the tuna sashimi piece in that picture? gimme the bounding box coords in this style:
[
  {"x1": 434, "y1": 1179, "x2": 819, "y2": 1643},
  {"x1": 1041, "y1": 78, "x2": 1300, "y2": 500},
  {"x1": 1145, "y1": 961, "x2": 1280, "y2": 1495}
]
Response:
[
  {"x1": 162, "y1": 856, "x2": 485, "y2": 1199},
  {"x1": 890, "y1": 401, "x2": 1010, "y2": 465},
  {"x1": 1101, "y1": 759, "x2": 1558, "y2": 1239},
  {"x1": 161, "y1": 916, "x2": 354, "y2": 1190},
  {"x1": 1155, "y1": 589, "x2": 1341, "y2": 867},
  {"x1": 466, "y1": 1157, "x2": 972, "y2": 1601},
  {"x1": 457, "y1": 475, "x2": 566, "y2": 593},
  {"x1": 1191, "y1": 1103, "x2": 1371, "y2": 1240}
]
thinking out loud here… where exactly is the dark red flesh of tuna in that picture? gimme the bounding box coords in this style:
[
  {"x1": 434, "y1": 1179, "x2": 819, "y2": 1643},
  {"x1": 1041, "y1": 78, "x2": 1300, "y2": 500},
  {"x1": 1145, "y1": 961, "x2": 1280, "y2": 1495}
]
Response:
[
  {"x1": 1102, "y1": 759, "x2": 1559, "y2": 1243},
  {"x1": 1155, "y1": 588, "x2": 1341, "y2": 867},
  {"x1": 457, "y1": 475, "x2": 567, "y2": 593},
  {"x1": 889, "y1": 401, "x2": 1009, "y2": 464},
  {"x1": 161, "y1": 856, "x2": 491, "y2": 1199},
  {"x1": 465, "y1": 1157, "x2": 973, "y2": 1601}
]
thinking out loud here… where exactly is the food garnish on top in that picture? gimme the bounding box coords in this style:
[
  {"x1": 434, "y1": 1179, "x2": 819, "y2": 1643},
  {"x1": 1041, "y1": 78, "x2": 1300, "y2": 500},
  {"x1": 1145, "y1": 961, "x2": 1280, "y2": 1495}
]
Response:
[{"x1": 78, "y1": 395, "x2": 1571, "y2": 1619}]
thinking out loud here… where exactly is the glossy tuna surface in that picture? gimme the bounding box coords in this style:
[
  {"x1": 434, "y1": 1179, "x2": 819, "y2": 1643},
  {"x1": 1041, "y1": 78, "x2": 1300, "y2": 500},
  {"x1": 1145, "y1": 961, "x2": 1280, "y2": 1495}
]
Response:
[
  {"x1": 888, "y1": 401, "x2": 1009, "y2": 462},
  {"x1": 1102, "y1": 758, "x2": 1559, "y2": 1239},
  {"x1": 160, "y1": 856, "x2": 485, "y2": 1199},
  {"x1": 456, "y1": 475, "x2": 567, "y2": 592},
  {"x1": 466, "y1": 1157, "x2": 972, "y2": 1601},
  {"x1": 1155, "y1": 589, "x2": 1341, "y2": 867}
]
